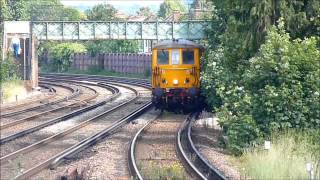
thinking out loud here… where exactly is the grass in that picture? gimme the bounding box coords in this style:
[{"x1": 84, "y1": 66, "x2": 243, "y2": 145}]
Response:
[
  {"x1": 0, "y1": 79, "x2": 26, "y2": 103},
  {"x1": 140, "y1": 161, "x2": 187, "y2": 180},
  {"x1": 236, "y1": 130, "x2": 320, "y2": 179}
]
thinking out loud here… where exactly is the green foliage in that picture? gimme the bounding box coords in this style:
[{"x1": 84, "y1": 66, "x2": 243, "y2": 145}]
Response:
[
  {"x1": 0, "y1": 22, "x2": 3, "y2": 61},
  {"x1": 50, "y1": 43, "x2": 86, "y2": 72},
  {"x1": 61, "y1": 7, "x2": 84, "y2": 21},
  {"x1": 85, "y1": 4, "x2": 118, "y2": 21},
  {"x1": 3, "y1": 0, "x2": 28, "y2": 20},
  {"x1": 190, "y1": 0, "x2": 215, "y2": 20},
  {"x1": 202, "y1": 0, "x2": 320, "y2": 155},
  {"x1": 0, "y1": 0, "x2": 10, "y2": 20},
  {"x1": 157, "y1": 0, "x2": 186, "y2": 20},
  {"x1": 202, "y1": 24, "x2": 320, "y2": 154},
  {"x1": 218, "y1": 109, "x2": 262, "y2": 155},
  {"x1": 0, "y1": 56, "x2": 21, "y2": 84},
  {"x1": 243, "y1": 26, "x2": 320, "y2": 132},
  {"x1": 85, "y1": 40, "x2": 140, "y2": 57},
  {"x1": 136, "y1": 7, "x2": 153, "y2": 17},
  {"x1": 141, "y1": 161, "x2": 187, "y2": 180},
  {"x1": 2, "y1": 0, "x2": 83, "y2": 21}
]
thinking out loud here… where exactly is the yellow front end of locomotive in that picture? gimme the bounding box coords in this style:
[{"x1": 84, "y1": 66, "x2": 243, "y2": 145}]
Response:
[{"x1": 151, "y1": 48, "x2": 201, "y2": 89}]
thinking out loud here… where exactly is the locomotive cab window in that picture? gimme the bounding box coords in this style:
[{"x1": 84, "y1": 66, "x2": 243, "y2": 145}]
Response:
[
  {"x1": 171, "y1": 49, "x2": 180, "y2": 65},
  {"x1": 182, "y1": 50, "x2": 194, "y2": 64},
  {"x1": 157, "y1": 50, "x2": 169, "y2": 64}
]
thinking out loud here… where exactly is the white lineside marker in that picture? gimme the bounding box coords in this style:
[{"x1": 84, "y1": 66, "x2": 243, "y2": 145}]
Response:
[
  {"x1": 306, "y1": 162, "x2": 314, "y2": 180},
  {"x1": 264, "y1": 141, "x2": 271, "y2": 150},
  {"x1": 306, "y1": 162, "x2": 312, "y2": 172}
]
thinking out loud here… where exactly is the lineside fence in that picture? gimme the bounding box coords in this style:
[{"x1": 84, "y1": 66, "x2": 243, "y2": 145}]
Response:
[{"x1": 41, "y1": 53, "x2": 152, "y2": 74}]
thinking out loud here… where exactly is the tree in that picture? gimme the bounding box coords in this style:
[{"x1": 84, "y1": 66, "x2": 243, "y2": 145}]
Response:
[
  {"x1": 1, "y1": 0, "x2": 10, "y2": 20},
  {"x1": 62, "y1": 7, "x2": 84, "y2": 21},
  {"x1": 3, "y1": 0, "x2": 28, "y2": 20},
  {"x1": 50, "y1": 43, "x2": 86, "y2": 72},
  {"x1": 28, "y1": 1, "x2": 83, "y2": 21},
  {"x1": 2, "y1": 0, "x2": 83, "y2": 21},
  {"x1": 136, "y1": 7, "x2": 153, "y2": 17},
  {"x1": 157, "y1": 0, "x2": 187, "y2": 20},
  {"x1": 85, "y1": 40, "x2": 140, "y2": 57},
  {"x1": 85, "y1": 4, "x2": 118, "y2": 21},
  {"x1": 190, "y1": 0, "x2": 215, "y2": 19},
  {"x1": 202, "y1": 0, "x2": 320, "y2": 155},
  {"x1": 84, "y1": 4, "x2": 139, "y2": 55}
]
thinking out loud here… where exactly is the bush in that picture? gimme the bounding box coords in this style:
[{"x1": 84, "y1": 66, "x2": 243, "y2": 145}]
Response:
[
  {"x1": 85, "y1": 40, "x2": 140, "y2": 57},
  {"x1": 50, "y1": 43, "x2": 86, "y2": 72},
  {"x1": 218, "y1": 108, "x2": 262, "y2": 155},
  {"x1": 202, "y1": 23, "x2": 320, "y2": 154},
  {"x1": 243, "y1": 26, "x2": 320, "y2": 132},
  {"x1": 0, "y1": 55, "x2": 21, "y2": 84}
]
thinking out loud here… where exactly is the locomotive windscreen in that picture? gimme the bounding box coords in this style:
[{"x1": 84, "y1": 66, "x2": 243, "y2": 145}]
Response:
[
  {"x1": 182, "y1": 50, "x2": 194, "y2": 64},
  {"x1": 157, "y1": 50, "x2": 169, "y2": 64}
]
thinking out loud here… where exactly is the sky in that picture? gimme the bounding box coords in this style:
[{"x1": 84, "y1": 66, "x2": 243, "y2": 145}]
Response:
[
  {"x1": 60, "y1": 0, "x2": 164, "y2": 15},
  {"x1": 60, "y1": 0, "x2": 193, "y2": 15}
]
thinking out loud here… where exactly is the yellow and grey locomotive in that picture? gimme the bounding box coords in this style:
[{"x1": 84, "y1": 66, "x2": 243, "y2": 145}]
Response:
[{"x1": 151, "y1": 39, "x2": 205, "y2": 112}]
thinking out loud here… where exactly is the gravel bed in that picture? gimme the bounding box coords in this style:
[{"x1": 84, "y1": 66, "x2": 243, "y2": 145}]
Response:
[
  {"x1": 0, "y1": 85, "x2": 99, "y2": 138},
  {"x1": 1, "y1": 89, "x2": 43, "y2": 108},
  {"x1": 33, "y1": 109, "x2": 160, "y2": 180},
  {"x1": 0, "y1": 85, "x2": 149, "y2": 179},
  {"x1": 0, "y1": 86, "x2": 132, "y2": 157},
  {"x1": 1, "y1": 84, "x2": 73, "y2": 115},
  {"x1": 1, "y1": 83, "x2": 111, "y2": 126},
  {"x1": 135, "y1": 113, "x2": 191, "y2": 179},
  {"x1": 192, "y1": 111, "x2": 241, "y2": 180}
]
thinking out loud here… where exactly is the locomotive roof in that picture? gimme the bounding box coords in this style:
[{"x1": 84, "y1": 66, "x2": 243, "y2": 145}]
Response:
[{"x1": 152, "y1": 39, "x2": 205, "y2": 50}]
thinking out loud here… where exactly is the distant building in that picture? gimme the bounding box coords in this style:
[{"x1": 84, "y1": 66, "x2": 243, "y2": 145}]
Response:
[
  {"x1": 127, "y1": 15, "x2": 146, "y2": 21},
  {"x1": 190, "y1": 0, "x2": 213, "y2": 20},
  {"x1": 165, "y1": 10, "x2": 183, "y2": 22},
  {"x1": 115, "y1": 11, "x2": 128, "y2": 20}
]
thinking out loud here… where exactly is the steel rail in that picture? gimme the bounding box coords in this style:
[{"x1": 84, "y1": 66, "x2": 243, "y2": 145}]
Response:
[
  {"x1": 0, "y1": 84, "x2": 121, "y2": 162},
  {"x1": 127, "y1": 114, "x2": 156, "y2": 180},
  {"x1": 1, "y1": 82, "x2": 80, "y2": 118},
  {"x1": 0, "y1": 82, "x2": 102, "y2": 129},
  {"x1": 0, "y1": 83, "x2": 118, "y2": 144},
  {"x1": 40, "y1": 76, "x2": 150, "y2": 90},
  {"x1": 13, "y1": 101, "x2": 152, "y2": 180},
  {"x1": 1, "y1": 78, "x2": 151, "y2": 179},
  {"x1": 177, "y1": 113, "x2": 227, "y2": 180}
]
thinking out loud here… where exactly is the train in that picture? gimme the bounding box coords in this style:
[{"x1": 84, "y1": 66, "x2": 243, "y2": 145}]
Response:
[{"x1": 151, "y1": 39, "x2": 206, "y2": 113}]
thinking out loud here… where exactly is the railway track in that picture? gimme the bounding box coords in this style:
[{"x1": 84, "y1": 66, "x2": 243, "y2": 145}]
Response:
[
  {"x1": 0, "y1": 75, "x2": 152, "y2": 180},
  {"x1": 0, "y1": 82, "x2": 114, "y2": 145},
  {"x1": 0, "y1": 83, "x2": 118, "y2": 150},
  {"x1": 128, "y1": 113, "x2": 190, "y2": 179},
  {"x1": 1, "y1": 74, "x2": 227, "y2": 180},
  {"x1": 0, "y1": 82, "x2": 79, "y2": 118},
  {"x1": 0, "y1": 83, "x2": 97, "y2": 128},
  {"x1": 0, "y1": 84, "x2": 56, "y2": 112},
  {"x1": 176, "y1": 113, "x2": 227, "y2": 180},
  {"x1": 129, "y1": 113, "x2": 227, "y2": 180}
]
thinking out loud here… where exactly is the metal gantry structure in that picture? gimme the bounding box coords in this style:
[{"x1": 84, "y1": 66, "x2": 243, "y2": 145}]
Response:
[{"x1": 31, "y1": 21, "x2": 210, "y2": 40}]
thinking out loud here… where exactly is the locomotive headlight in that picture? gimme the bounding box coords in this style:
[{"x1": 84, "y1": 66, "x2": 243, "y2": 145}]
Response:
[{"x1": 173, "y1": 79, "x2": 179, "y2": 85}]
